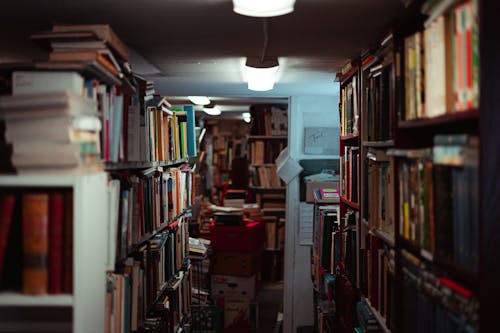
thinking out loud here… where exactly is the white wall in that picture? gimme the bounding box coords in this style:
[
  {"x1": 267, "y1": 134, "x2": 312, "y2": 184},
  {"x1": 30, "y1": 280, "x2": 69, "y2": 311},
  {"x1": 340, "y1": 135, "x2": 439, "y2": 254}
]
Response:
[{"x1": 283, "y1": 94, "x2": 340, "y2": 333}]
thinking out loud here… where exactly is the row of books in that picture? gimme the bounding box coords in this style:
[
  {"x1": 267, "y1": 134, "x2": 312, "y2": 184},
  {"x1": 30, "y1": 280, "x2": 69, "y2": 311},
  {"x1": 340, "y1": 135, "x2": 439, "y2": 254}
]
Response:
[
  {"x1": 364, "y1": 148, "x2": 395, "y2": 239},
  {"x1": 359, "y1": 234, "x2": 395, "y2": 329},
  {"x1": 249, "y1": 104, "x2": 288, "y2": 136},
  {"x1": 364, "y1": 56, "x2": 394, "y2": 142},
  {"x1": 403, "y1": 0, "x2": 479, "y2": 120},
  {"x1": 106, "y1": 249, "x2": 192, "y2": 333},
  {"x1": 340, "y1": 74, "x2": 359, "y2": 136},
  {"x1": 249, "y1": 165, "x2": 282, "y2": 188},
  {"x1": 401, "y1": 249, "x2": 478, "y2": 332},
  {"x1": 0, "y1": 87, "x2": 102, "y2": 174},
  {"x1": 0, "y1": 190, "x2": 73, "y2": 295},
  {"x1": 340, "y1": 145, "x2": 360, "y2": 204},
  {"x1": 248, "y1": 139, "x2": 286, "y2": 165},
  {"x1": 311, "y1": 204, "x2": 340, "y2": 291},
  {"x1": 390, "y1": 133, "x2": 478, "y2": 273},
  {"x1": 263, "y1": 215, "x2": 285, "y2": 251},
  {"x1": 108, "y1": 166, "x2": 194, "y2": 262}
]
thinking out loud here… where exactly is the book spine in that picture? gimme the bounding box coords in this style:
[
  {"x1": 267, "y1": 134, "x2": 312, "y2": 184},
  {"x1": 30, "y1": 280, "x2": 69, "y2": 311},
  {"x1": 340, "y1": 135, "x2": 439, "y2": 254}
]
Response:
[
  {"x1": 49, "y1": 192, "x2": 64, "y2": 294},
  {"x1": 0, "y1": 194, "x2": 16, "y2": 280},
  {"x1": 22, "y1": 193, "x2": 49, "y2": 294}
]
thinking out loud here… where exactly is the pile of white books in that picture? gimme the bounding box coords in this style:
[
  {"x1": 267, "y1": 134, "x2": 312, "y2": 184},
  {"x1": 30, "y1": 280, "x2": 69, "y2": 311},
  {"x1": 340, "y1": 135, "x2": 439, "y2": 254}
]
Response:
[{"x1": 0, "y1": 71, "x2": 102, "y2": 174}]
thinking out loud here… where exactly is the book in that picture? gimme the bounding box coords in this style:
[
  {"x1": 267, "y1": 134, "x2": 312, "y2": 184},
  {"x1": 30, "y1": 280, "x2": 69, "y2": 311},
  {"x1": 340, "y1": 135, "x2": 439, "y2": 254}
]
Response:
[
  {"x1": 62, "y1": 191, "x2": 73, "y2": 294},
  {"x1": 22, "y1": 193, "x2": 49, "y2": 294},
  {"x1": 48, "y1": 192, "x2": 64, "y2": 294},
  {"x1": 0, "y1": 194, "x2": 16, "y2": 281},
  {"x1": 12, "y1": 71, "x2": 84, "y2": 96},
  {"x1": 0, "y1": 91, "x2": 98, "y2": 119},
  {"x1": 183, "y1": 105, "x2": 197, "y2": 158},
  {"x1": 49, "y1": 49, "x2": 121, "y2": 77},
  {"x1": 51, "y1": 24, "x2": 129, "y2": 61},
  {"x1": 320, "y1": 188, "x2": 340, "y2": 199}
]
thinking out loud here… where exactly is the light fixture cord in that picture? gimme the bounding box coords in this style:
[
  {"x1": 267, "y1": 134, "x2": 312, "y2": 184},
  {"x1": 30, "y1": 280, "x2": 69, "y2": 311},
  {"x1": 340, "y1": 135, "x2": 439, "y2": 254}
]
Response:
[{"x1": 260, "y1": 18, "x2": 269, "y2": 64}]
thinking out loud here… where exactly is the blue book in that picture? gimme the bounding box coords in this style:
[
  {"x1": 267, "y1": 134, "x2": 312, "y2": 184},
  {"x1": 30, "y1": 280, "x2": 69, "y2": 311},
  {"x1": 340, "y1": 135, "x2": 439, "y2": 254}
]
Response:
[{"x1": 183, "y1": 104, "x2": 197, "y2": 157}]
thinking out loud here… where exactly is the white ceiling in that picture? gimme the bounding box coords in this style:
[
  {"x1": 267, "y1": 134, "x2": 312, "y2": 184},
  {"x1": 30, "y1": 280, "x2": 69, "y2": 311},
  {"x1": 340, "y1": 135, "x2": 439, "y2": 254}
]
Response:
[{"x1": 0, "y1": 0, "x2": 408, "y2": 114}]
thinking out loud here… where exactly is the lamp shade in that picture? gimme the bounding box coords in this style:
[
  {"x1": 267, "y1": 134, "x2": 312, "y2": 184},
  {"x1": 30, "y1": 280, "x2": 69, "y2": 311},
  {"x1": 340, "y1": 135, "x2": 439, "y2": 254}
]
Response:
[
  {"x1": 203, "y1": 106, "x2": 221, "y2": 116},
  {"x1": 188, "y1": 96, "x2": 211, "y2": 105},
  {"x1": 233, "y1": 0, "x2": 295, "y2": 17},
  {"x1": 245, "y1": 57, "x2": 279, "y2": 91}
]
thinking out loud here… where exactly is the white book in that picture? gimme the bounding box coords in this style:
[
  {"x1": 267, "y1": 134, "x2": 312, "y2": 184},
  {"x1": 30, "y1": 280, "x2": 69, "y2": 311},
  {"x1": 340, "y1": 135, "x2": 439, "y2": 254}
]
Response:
[
  {"x1": 12, "y1": 71, "x2": 84, "y2": 96},
  {"x1": 5, "y1": 115, "x2": 101, "y2": 142},
  {"x1": 0, "y1": 91, "x2": 98, "y2": 118}
]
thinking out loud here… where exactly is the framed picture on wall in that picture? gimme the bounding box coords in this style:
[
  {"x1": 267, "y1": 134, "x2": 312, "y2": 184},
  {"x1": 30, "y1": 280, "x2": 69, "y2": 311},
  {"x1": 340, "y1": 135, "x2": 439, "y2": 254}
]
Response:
[{"x1": 303, "y1": 127, "x2": 339, "y2": 155}]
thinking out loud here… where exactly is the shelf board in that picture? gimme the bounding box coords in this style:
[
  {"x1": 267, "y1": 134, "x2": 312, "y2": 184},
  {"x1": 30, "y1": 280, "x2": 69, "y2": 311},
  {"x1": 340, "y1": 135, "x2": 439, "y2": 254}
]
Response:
[
  {"x1": 340, "y1": 196, "x2": 360, "y2": 210},
  {"x1": 340, "y1": 133, "x2": 360, "y2": 142},
  {"x1": 338, "y1": 66, "x2": 358, "y2": 84},
  {"x1": 249, "y1": 186, "x2": 286, "y2": 191},
  {"x1": 262, "y1": 208, "x2": 286, "y2": 212},
  {"x1": 264, "y1": 248, "x2": 284, "y2": 252},
  {"x1": 125, "y1": 209, "x2": 190, "y2": 256},
  {"x1": 0, "y1": 293, "x2": 73, "y2": 306},
  {"x1": 0, "y1": 172, "x2": 107, "y2": 187},
  {"x1": 397, "y1": 109, "x2": 479, "y2": 129},
  {"x1": 105, "y1": 158, "x2": 188, "y2": 171},
  {"x1": 247, "y1": 135, "x2": 287, "y2": 140},
  {"x1": 250, "y1": 163, "x2": 277, "y2": 167},
  {"x1": 363, "y1": 140, "x2": 394, "y2": 148},
  {"x1": 364, "y1": 297, "x2": 391, "y2": 333}
]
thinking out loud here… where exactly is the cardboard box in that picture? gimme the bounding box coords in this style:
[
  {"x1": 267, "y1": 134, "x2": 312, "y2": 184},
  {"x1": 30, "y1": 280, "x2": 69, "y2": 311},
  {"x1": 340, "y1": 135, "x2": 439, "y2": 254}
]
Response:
[
  {"x1": 212, "y1": 250, "x2": 261, "y2": 277},
  {"x1": 211, "y1": 274, "x2": 256, "y2": 299},
  {"x1": 305, "y1": 181, "x2": 339, "y2": 203},
  {"x1": 224, "y1": 298, "x2": 259, "y2": 333}
]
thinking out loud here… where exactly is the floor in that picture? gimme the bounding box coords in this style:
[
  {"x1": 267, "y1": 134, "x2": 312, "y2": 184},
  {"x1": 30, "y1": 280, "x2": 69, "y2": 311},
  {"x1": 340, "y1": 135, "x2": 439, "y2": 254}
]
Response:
[{"x1": 256, "y1": 281, "x2": 284, "y2": 333}]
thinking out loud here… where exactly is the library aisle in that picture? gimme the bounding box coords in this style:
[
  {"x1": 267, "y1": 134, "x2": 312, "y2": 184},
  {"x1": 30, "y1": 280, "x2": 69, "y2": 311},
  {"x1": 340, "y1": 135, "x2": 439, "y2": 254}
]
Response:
[{"x1": 2, "y1": 0, "x2": 497, "y2": 332}]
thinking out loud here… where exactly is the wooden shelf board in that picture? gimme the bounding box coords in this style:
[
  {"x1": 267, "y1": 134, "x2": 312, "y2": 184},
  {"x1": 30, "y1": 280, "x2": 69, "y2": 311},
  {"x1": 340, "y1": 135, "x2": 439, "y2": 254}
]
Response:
[
  {"x1": 105, "y1": 158, "x2": 188, "y2": 171},
  {"x1": 364, "y1": 297, "x2": 391, "y2": 333},
  {"x1": 0, "y1": 293, "x2": 73, "y2": 306},
  {"x1": 340, "y1": 133, "x2": 360, "y2": 142},
  {"x1": 247, "y1": 135, "x2": 287, "y2": 140},
  {"x1": 340, "y1": 196, "x2": 360, "y2": 209},
  {"x1": 398, "y1": 109, "x2": 479, "y2": 129},
  {"x1": 249, "y1": 186, "x2": 286, "y2": 191},
  {"x1": 362, "y1": 219, "x2": 395, "y2": 246},
  {"x1": 363, "y1": 140, "x2": 394, "y2": 148}
]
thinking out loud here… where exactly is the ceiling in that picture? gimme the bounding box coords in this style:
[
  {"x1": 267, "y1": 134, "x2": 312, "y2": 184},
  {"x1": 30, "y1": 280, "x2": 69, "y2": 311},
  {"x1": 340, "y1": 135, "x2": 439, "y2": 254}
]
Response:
[{"x1": 0, "y1": 0, "x2": 407, "y2": 116}]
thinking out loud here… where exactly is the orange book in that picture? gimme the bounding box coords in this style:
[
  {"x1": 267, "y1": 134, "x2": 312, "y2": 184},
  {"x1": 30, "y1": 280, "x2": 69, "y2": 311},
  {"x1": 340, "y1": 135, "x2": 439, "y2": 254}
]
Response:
[
  {"x1": 22, "y1": 193, "x2": 49, "y2": 295},
  {"x1": 49, "y1": 50, "x2": 121, "y2": 77}
]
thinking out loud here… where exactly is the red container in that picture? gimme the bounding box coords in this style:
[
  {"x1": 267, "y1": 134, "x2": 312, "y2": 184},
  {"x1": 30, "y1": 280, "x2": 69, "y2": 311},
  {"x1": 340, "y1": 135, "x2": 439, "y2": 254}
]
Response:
[{"x1": 210, "y1": 220, "x2": 265, "y2": 251}]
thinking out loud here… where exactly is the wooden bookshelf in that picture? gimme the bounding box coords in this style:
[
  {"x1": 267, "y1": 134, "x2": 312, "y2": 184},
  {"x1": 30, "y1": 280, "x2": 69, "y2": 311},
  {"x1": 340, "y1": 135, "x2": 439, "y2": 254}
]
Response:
[{"x1": 397, "y1": 108, "x2": 479, "y2": 129}]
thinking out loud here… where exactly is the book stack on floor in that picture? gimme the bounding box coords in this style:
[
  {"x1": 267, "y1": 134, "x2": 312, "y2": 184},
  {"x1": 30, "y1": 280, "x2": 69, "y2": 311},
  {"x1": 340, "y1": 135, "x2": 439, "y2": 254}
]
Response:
[
  {"x1": 209, "y1": 208, "x2": 265, "y2": 333},
  {"x1": 0, "y1": 72, "x2": 102, "y2": 174}
]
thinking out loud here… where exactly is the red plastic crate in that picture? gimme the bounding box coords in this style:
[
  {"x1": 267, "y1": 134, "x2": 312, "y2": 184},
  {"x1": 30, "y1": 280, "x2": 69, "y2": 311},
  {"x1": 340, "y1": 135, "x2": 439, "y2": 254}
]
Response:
[{"x1": 210, "y1": 220, "x2": 265, "y2": 251}]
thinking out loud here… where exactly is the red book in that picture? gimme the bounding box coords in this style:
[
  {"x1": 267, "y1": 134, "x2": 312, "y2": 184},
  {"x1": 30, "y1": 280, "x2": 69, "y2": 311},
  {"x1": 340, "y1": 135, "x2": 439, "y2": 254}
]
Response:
[
  {"x1": 62, "y1": 191, "x2": 73, "y2": 294},
  {"x1": 49, "y1": 192, "x2": 64, "y2": 294},
  {"x1": 0, "y1": 194, "x2": 16, "y2": 280},
  {"x1": 22, "y1": 193, "x2": 49, "y2": 295}
]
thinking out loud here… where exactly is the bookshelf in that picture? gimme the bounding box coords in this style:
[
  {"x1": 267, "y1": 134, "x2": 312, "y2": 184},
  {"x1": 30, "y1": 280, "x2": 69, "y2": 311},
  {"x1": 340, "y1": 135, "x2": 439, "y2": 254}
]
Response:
[
  {"x1": 0, "y1": 172, "x2": 108, "y2": 333},
  {"x1": 0, "y1": 23, "x2": 199, "y2": 333},
  {"x1": 247, "y1": 105, "x2": 288, "y2": 283},
  {"x1": 331, "y1": 0, "x2": 485, "y2": 332}
]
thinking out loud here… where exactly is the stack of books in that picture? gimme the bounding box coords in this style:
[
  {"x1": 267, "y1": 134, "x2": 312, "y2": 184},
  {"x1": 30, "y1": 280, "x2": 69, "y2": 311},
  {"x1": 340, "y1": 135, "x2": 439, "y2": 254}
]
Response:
[{"x1": 0, "y1": 72, "x2": 102, "y2": 174}]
